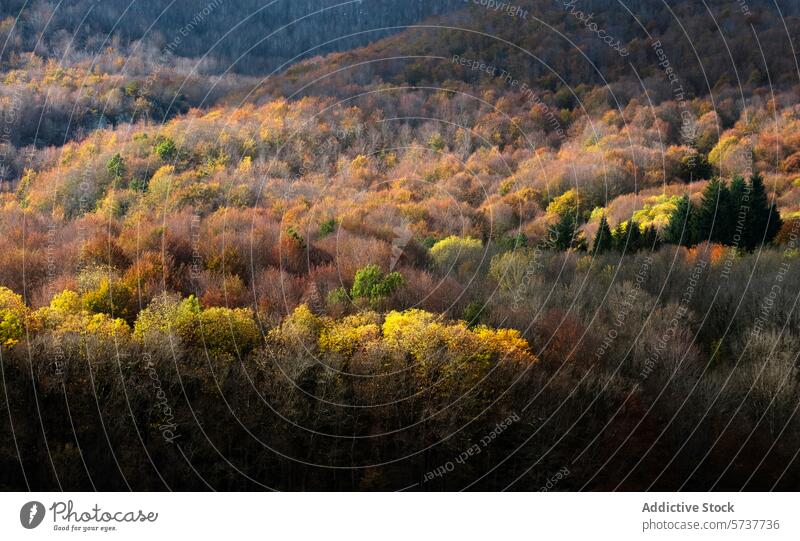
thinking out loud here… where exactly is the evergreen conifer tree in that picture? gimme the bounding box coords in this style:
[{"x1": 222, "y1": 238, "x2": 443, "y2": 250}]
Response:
[
  {"x1": 613, "y1": 220, "x2": 642, "y2": 252},
  {"x1": 727, "y1": 175, "x2": 749, "y2": 246},
  {"x1": 642, "y1": 224, "x2": 660, "y2": 249},
  {"x1": 548, "y1": 213, "x2": 578, "y2": 251},
  {"x1": 664, "y1": 194, "x2": 694, "y2": 247},
  {"x1": 693, "y1": 178, "x2": 729, "y2": 244},
  {"x1": 593, "y1": 214, "x2": 613, "y2": 253}
]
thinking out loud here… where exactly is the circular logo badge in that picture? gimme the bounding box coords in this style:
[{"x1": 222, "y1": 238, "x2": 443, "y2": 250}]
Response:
[{"x1": 20, "y1": 501, "x2": 45, "y2": 529}]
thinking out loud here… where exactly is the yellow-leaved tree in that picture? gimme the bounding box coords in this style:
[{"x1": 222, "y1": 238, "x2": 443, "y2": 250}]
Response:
[
  {"x1": 33, "y1": 289, "x2": 131, "y2": 339},
  {"x1": 134, "y1": 293, "x2": 260, "y2": 357},
  {"x1": 429, "y1": 236, "x2": 484, "y2": 277},
  {"x1": 0, "y1": 287, "x2": 27, "y2": 347},
  {"x1": 318, "y1": 312, "x2": 381, "y2": 357},
  {"x1": 382, "y1": 309, "x2": 536, "y2": 395}
]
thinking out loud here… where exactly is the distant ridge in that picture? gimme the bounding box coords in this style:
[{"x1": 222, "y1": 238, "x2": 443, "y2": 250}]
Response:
[{"x1": 0, "y1": 0, "x2": 465, "y2": 74}]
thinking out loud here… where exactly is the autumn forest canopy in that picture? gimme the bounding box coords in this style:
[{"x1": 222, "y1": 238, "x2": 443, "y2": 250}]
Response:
[{"x1": 1, "y1": 0, "x2": 800, "y2": 491}]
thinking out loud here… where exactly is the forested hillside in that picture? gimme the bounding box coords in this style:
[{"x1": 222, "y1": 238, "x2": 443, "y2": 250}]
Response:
[
  {"x1": 0, "y1": 0, "x2": 464, "y2": 149},
  {"x1": 0, "y1": 0, "x2": 464, "y2": 73}
]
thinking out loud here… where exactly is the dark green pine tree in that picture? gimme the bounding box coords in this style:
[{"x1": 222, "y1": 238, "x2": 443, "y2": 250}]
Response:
[
  {"x1": 729, "y1": 175, "x2": 748, "y2": 207},
  {"x1": 641, "y1": 224, "x2": 660, "y2": 249},
  {"x1": 664, "y1": 194, "x2": 694, "y2": 247},
  {"x1": 715, "y1": 181, "x2": 735, "y2": 244},
  {"x1": 593, "y1": 214, "x2": 613, "y2": 253},
  {"x1": 613, "y1": 220, "x2": 642, "y2": 252},
  {"x1": 693, "y1": 178, "x2": 731, "y2": 244},
  {"x1": 727, "y1": 175, "x2": 749, "y2": 246},
  {"x1": 626, "y1": 220, "x2": 642, "y2": 251},
  {"x1": 612, "y1": 222, "x2": 625, "y2": 251},
  {"x1": 746, "y1": 173, "x2": 783, "y2": 249}
]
